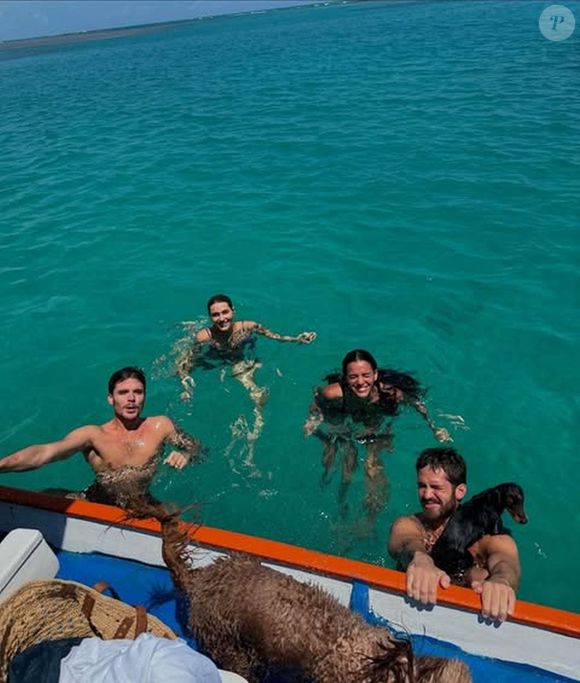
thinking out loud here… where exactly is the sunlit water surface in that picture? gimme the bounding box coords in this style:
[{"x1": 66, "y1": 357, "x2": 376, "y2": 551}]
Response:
[{"x1": 1, "y1": 0, "x2": 579, "y2": 611}]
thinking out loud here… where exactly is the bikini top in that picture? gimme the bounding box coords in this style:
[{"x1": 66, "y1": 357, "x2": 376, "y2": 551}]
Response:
[
  {"x1": 315, "y1": 373, "x2": 400, "y2": 421},
  {"x1": 203, "y1": 326, "x2": 257, "y2": 362}
]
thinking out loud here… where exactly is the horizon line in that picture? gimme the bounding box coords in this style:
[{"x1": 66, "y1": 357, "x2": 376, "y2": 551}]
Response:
[{"x1": 0, "y1": 1, "x2": 325, "y2": 49}]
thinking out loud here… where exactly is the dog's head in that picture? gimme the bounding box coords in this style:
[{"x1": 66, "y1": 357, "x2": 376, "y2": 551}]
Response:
[{"x1": 501, "y1": 483, "x2": 528, "y2": 524}]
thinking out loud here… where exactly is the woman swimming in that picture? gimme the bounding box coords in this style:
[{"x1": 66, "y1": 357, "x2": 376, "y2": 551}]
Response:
[
  {"x1": 304, "y1": 349, "x2": 451, "y2": 521},
  {"x1": 177, "y1": 294, "x2": 316, "y2": 465}
]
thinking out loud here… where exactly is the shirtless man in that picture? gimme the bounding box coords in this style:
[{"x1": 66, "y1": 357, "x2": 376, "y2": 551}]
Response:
[
  {"x1": 388, "y1": 447, "x2": 521, "y2": 622},
  {"x1": 0, "y1": 367, "x2": 202, "y2": 507}
]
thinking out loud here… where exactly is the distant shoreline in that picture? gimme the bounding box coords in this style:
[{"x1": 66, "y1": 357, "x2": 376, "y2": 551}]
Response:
[
  {"x1": 0, "y1": 18, "x2": 204, "y2": 51},
  {"x1": 0, "y1": 1, "x2": 332, "y2": 52}
]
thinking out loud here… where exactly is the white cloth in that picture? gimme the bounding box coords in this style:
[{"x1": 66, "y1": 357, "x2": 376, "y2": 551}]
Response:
[
  {"x1": 218, "y1": 673, "x2": 248, "y2": 683},
  {"x1": 59, "y1": 633, "x2": 221, "y2": 682}
]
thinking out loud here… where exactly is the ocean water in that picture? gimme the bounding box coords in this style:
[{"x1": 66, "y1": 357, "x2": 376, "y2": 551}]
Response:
[{"x1": 1, "y1": 0, "x2": 579, "y2": 612}]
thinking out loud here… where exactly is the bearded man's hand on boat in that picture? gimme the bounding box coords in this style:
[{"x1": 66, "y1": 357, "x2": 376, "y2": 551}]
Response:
[
  {"x1": 472, "y1": 576, "x2": 516, "y2": 623},
  {"x1": 406, "y1": 551, "x2": 451, "y2": 605}
]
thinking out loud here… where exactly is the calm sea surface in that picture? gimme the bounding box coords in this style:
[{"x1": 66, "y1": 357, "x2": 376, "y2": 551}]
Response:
[{"x1": 1, "y1": 0, "x2": 579, "y2": 611}]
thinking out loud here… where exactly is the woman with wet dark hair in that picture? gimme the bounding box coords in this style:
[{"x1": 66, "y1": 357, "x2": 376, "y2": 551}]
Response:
[{"x1": 304, "y1": 350, "x2": 450, "y2": 522}]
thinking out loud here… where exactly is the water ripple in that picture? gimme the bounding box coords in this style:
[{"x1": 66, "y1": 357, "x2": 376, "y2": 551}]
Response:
[{"x1": 1, "y1": 0, "x2": 579, "y2": 611}]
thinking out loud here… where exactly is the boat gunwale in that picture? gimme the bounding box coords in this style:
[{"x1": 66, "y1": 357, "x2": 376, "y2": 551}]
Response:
[{"x1": 0, "y1": 484, "x2": 578, "y2": 640}]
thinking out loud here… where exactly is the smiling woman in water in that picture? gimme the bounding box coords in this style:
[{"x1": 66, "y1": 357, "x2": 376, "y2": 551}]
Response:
[
  {"x1": 177, "y1": 294, "x2": 316, "y2": 467},
  {"x1": 305, "y1": 349, "x2": 451, "y2": 524}
]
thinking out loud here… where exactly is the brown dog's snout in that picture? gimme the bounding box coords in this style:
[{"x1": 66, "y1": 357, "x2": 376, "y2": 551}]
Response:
[{"x1": 510, "y1": 506, "x2": 528, "y2": 524}]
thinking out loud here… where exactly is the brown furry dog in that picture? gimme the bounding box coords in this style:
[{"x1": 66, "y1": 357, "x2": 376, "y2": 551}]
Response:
[{"x1": 131, "y1": 501, "x2": 471, "y2": 683}]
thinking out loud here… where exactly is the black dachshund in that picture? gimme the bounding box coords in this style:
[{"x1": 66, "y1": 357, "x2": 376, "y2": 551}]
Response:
[{"x1": 431, "y1": 483, "x2": 527, "y2": 580}]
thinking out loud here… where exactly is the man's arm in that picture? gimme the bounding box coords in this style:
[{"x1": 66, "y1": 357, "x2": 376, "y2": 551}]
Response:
[
  {"x1": 388, "y1": 516, "x2": 451, "y2": 605},
  {"x1": 413, "y1": 401, "x2": 452, "y2": 443},
  {"x1": 470, "y1": 534, "x2": 520, "y2": 622},
  {"x1": 162, "y1": 420, "x2": 204, "y2": 469},
  {"x1": 0, "y1": 427, "x2": 94, "y2": 473},
  {"x1": 247, "y1": 322, "x2": 316, "y2": 344}
]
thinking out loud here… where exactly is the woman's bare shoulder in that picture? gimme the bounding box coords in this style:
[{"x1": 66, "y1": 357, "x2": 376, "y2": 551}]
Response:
[
  {"x1": 318, "y1": 383, "x2": 343, "y2": 400},
  {"x1": 195, "y1": 328, "x2": 211, "y2": 343},
  {"x1": 237, "y1": 320, "x2": 257, "y2": 331}
]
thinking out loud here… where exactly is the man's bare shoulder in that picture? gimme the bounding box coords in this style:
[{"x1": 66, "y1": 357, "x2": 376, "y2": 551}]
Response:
[
  {"x1": 145, "y1": 415, "x2": 175, "y2": 435},
  {"x1": 67, "y1": 424, "x2": 101, "y2": 438},
  {"x1": 238, "y1": 320, "x2": 257, "y2": 331},
  {"x1": 95, "y1": 420, "x2": 119, "y2": 433},
  {"x1": 58, "y1": 424, "x2": 101, "y2": 450},
  {"x1": 390, "y1": 514, "x2": 424, "y2": 534}
]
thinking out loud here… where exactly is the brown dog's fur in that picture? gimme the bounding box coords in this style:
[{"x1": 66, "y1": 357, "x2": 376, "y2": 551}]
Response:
[{"x1": 131, "y1": 501, "x2": 471, "y2": 683}]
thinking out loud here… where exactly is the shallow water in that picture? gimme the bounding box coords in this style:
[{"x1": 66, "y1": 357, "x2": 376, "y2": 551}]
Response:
[{"x1": 1, "y1": 0, "x2": 579, "y2": 611}]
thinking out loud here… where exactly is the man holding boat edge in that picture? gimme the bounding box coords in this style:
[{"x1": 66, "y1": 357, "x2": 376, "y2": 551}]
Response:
[
  {"x1": 388, "y1": 447, "x2": 521, "y2": 622},
  {"x1": 0, "y1": 366, "x2": 203, "y2": 507}
]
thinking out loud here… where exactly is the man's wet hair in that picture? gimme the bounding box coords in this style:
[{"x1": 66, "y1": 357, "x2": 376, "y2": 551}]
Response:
[
  {"x1": 207, "y1": 294, "x2": 234, "y2": 312},
  {"x1": 416, "y1": 447, "x2": 466, "y2": 487},
  {"x1": 108, "y1": 367, "x2": 146, "y2": 394}
]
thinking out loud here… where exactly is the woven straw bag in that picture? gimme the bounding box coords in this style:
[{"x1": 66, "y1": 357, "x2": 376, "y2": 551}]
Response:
[{"x1": 0, "y1": 578, "x2": 177, "y2": 682}]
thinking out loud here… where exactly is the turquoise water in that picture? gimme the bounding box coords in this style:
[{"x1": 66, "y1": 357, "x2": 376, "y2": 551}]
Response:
[{"x1": 1, "y1": 0, "x2": 579, "y2": 612}]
